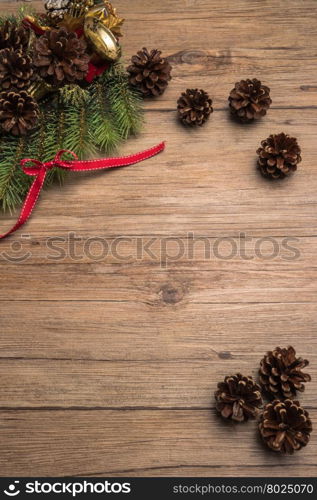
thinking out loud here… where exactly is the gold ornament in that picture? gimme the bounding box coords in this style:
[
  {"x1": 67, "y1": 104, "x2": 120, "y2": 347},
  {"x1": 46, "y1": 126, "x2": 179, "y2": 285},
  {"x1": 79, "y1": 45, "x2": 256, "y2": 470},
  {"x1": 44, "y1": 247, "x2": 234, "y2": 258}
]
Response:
[
  {"x1": 84, "y1": 2, "x2": 123, "y2": 62},
  {"x1": 68, "y1": 0, "x2": 95, "y2": 19},
  {"x1": 24, "y1": 15, "x2": 52, "y2": 32},
  {"x1": 101, "y1": 1, "x2": 124, "y2": 38},
  {"x1": 85, "y1": 1, "x2": 124, "y2": 38}
]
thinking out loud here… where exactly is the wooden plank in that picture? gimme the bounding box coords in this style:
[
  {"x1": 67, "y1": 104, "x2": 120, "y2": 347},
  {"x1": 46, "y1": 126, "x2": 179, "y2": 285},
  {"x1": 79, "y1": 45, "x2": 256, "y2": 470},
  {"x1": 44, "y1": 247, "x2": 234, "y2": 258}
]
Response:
[
  {"x1": 1, "y1": 241, "x2": 317, "y2": 302},
  {"x1": 0, "y1": 356, "x2": 316, "y2": 409},
  {"x1": 1, "y1": 301, "x2": 317, "y2": 362},
  {"x1": 0, "y1": 410, "x2": 316, "y2": 477}
]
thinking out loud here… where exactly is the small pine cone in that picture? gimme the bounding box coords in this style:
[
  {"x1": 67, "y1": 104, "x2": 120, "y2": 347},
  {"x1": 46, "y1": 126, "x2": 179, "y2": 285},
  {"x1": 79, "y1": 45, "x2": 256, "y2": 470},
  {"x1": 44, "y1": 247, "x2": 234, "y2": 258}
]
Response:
[
  {"x1": 177, "y1": 89, "x2": 213, "y2": 126},
  {"x1": 259, "y1": 399, "x2": 312, "y2": 454},
  {"x1": 229, "y1": 78, "x2": 272, "y2": 123},
  {"x1": 215, "y1": 373, "x2": 262, "y2": 422},
  {"x1": 127, "y1": 48, "x2": 172, "y2": 97},
  {"x1": 257, "y1": 133, "x2": 301, "y2": 179},
  {"x1": 0, "y1": 20, "x2": 30, "y2": 51},
  {"x1": 259, "y1": 346, "x2": 311, "y2": 399},
  {"x1": 0, "y1": 90, "x2": 39, "y2": 136},
  {"x1": 33, "y1": 28, "x2": 90, "y2": 87},
  {"x1": 0, "y1": 48, "x2": 34, "y2": 90}
]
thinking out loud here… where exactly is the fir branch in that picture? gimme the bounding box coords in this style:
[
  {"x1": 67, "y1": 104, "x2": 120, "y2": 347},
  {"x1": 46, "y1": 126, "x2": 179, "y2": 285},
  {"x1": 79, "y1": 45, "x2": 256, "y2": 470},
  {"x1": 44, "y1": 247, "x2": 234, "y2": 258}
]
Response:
[
  {"x1": 0, "y1": 136, "x2": 30, "y2": 212},
  {"x1": 57, "y1": 84, "x2": 96, "y2": 158},
  {"x1": 102, "y1": 64, "x2": 143, "y2": 139},
  {"x1": 61, "y1": 97, "x2": 96, "y2": 160},
  {"x1": 87, "y1": 80, "x2": 121, "y2": 154}
]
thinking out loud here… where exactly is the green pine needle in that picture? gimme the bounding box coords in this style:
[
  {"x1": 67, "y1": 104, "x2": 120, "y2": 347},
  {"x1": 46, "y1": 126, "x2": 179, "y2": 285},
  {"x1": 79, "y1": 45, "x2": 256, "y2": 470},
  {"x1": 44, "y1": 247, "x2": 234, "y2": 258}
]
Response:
[
  {"x1": 88, "y1": 80, "x2": 121, "y2": 154},
  {"x1": 0, "y1": 136, "x2": 30, "y2": 213},
  {"x1": 102, "y1": 64, "x2": 143, "y2": 139}
]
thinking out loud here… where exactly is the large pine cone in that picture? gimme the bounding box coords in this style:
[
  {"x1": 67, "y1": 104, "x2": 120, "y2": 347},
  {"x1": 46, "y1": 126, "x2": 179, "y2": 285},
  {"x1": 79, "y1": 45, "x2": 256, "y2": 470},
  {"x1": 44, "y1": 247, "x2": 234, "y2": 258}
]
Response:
[
  {"x1": 127, "y1": 48, "x2": 172, "y2": 97},
  {"x1": 0, "y1": 90, "x2": 39, "y2": 136},
  {"x1": 257, "y1": 133, "x2": 301, "y2": 179},
  {"x1": 259, "y1": 399, "x2": 312, "y2": 454},
  {"x1": 0, "y1": 48, "x2": 34, "y2": 90},
  {"x1": 0, "y1": 20, "x2": 30, "y2": 51},
  {"x1": 33, "y1": 28, "x2": 90, "y2": 87},
  {"x1": 177, "y1": 89, "x2": 213, "y2": 126},
  {"x1": 215, "y1": 373, "x2": 262, "y2": 422},
  {"x1": 229, "y1": 78, "x2": 272, "y2": 123},
  {"x1": 259, "y1": 346, "x2": 311, "y2": 399}
]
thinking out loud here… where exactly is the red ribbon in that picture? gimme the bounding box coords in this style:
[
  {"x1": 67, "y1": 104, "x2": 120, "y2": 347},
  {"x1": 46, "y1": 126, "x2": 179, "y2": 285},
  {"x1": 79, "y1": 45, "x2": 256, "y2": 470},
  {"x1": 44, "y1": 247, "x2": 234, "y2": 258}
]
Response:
[{"x1": 0, "y1": 142, "x2": 165, "y2": 240}]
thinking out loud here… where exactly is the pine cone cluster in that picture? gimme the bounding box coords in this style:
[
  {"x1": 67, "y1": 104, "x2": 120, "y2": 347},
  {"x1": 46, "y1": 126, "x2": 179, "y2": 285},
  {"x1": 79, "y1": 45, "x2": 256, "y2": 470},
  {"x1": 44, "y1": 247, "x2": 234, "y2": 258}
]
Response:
[
  {"x1": 229, "y1": 78, "x2": 272, "y2": 123},
  {"x1": 0, "y1": 48, "x2": 33, "y2": 90},
  {"x1": 257, "y1": 133, "x2": 302, "y2": 179},
  {"x1": 33, "y1": 28, "x2": 90, "y2": 87},
  {"x1": 127, "y1": 48, "x2": 172, "y2": 97},
  {"x1": 0, "y1": 90, "x2": 39, "y2": 136},
  {"x1": 259, "y1": 399, "x2": 312, "y2": 454},
  {"x1": 0, "y1": 20, "x2": 30, "y2": 51},
  {"x1": 215, "y1": 373, "x2": 262, "y2": 422},
  {"x1": 259, "y1": 346, "x2": 311, "y2": 399},
  {"x1": 177, "y1": 89, "x2": 213, "y2": 126}
]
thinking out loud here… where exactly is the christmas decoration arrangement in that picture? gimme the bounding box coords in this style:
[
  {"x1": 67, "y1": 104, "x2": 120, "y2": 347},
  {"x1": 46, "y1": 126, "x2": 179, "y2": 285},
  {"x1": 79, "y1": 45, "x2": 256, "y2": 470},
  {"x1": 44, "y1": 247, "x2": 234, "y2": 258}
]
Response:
[
  {"x1": 0, "y1": 1, "x2": 171, "y2": 217},
  {"x1": 0, "y1": 2, "x2": 172, "y2": 238},
  {"x1": 214, "y1": 346, "x2": 312, "y2": 455}
]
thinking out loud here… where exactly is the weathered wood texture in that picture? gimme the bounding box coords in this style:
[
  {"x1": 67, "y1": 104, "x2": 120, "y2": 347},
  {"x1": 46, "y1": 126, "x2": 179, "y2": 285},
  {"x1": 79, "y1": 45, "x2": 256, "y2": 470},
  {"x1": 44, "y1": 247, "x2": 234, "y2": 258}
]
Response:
[{"x1": 0, "y1": 0, "x2": 317, "y2": 477}]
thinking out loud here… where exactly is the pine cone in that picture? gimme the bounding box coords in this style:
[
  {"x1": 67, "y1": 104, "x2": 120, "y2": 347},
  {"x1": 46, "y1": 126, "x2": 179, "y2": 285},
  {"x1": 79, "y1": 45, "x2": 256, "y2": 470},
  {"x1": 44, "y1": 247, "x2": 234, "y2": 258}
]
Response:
[
  {"x1": 0, "y1": 48, "x2": 34, "y2": 90},
  {"x1": 0, "y1": 20, "x2": 30, "y2": 51},
  {"x1": 33, "y1": 28, "x2": 90, "y2": 87},
  {"x1": 177, "y1": 89, "x2": 213, "y2": 126},
  {"x1": 229, "y1": 78, "x2": 272, "y2": 123},
  {"x1": 215, "y1": 373, "x2": 262, "y2": 422},
  {"x1": 259, "y1": 346, "x2": 311, "y2": 399},
  {"x1": 257, "y1": 133, "x2": 301, "y2": 179},
  {"x1": 0, "y1": 90, "x2": 39, "y2": 136},
  {"x1": 259, "y1": 399, "x2": 312, "y2": 454},
  {"x1": 127, "y1": 48, "x2": 172, "y2": 97}
]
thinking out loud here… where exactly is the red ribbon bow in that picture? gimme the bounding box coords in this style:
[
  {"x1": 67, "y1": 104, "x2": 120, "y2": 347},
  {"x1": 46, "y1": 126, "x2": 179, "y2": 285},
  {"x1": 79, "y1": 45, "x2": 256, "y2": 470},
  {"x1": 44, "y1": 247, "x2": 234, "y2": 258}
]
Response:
[{"x1": 0, "y1": 142, "x2": 165, "y2": 240}]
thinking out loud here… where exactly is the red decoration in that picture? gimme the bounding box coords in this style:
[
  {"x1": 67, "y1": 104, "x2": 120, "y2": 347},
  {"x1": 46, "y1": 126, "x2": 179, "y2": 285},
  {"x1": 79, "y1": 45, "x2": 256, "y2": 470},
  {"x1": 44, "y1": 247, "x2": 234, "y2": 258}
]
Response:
[
  {"x1": 85, "y1": 61, "x2": 110, "y2": 83},
  {"x1": 0, "y1": 143, "x2": 165, "y2": 240}
]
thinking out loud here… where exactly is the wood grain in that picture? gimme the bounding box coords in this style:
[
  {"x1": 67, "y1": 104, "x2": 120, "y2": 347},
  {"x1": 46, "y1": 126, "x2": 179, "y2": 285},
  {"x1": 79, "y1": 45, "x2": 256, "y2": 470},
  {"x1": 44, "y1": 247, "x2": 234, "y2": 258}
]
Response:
[{"x1": 0, "y1": 0, "x2": 317, "y2": 477}]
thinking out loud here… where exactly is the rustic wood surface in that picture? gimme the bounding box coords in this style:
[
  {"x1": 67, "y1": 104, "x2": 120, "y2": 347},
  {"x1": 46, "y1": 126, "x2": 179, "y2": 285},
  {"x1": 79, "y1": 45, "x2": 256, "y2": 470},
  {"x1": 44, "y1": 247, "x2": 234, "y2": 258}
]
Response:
[{"x1": 0, "y1": 0, "x2": 317, "y2": 477}]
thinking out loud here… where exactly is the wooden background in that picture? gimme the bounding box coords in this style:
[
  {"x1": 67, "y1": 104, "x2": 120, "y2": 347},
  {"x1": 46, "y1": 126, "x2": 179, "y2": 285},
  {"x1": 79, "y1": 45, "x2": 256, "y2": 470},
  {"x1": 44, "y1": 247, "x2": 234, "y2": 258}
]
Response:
[{"x1": 0, "y1": 0, "x2": 316, "y2": 477}]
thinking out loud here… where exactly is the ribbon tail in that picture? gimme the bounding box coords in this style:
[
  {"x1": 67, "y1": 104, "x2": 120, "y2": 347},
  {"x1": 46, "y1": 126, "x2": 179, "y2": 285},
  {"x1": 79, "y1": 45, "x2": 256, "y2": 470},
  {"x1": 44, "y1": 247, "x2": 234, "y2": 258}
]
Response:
[
  {"x1": 0, "y1": 169, "x2": 47, "y2": 240},
  {"x1": 69, "y1": 142, "x2": 166, "y2": 171}
]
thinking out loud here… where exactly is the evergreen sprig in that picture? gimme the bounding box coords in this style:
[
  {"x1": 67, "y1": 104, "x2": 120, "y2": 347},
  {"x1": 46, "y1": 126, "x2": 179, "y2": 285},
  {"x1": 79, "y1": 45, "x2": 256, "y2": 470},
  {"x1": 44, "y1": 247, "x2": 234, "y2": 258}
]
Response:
[
  {"x1": 88, "y1": 80, "x2": 121, "y2": 154},
  {"x1": 103, "y1": 64, "x2": 143, "y2": 139}
]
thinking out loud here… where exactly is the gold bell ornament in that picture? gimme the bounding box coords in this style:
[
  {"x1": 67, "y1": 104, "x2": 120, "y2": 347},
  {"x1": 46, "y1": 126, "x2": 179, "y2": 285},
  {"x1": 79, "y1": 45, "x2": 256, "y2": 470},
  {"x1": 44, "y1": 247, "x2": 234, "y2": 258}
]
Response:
[{"x1": 84, "y1": 1, "x2": 124, "y2": 62}]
